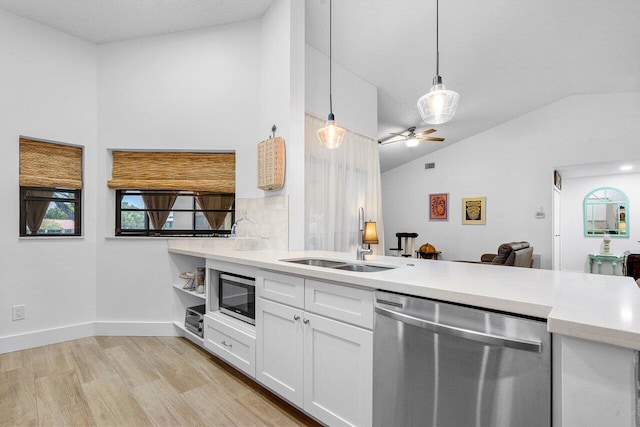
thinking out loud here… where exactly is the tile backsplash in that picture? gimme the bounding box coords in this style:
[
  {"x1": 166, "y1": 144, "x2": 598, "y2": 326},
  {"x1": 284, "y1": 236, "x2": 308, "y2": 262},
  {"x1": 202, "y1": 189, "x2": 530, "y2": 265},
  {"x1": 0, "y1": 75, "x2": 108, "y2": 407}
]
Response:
[
  {"x1": 166, "y1": 195, "x2": 288, "y2": 252},
  {"x1": 235, "y1": 195, "x2": 289, "y2": 251}
]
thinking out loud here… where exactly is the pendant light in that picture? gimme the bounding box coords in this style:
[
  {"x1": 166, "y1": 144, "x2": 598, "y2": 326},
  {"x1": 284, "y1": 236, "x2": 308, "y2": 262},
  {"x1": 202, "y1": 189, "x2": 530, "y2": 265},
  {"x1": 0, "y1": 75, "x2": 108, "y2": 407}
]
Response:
[
  {"x1": 317, "y1": 0, "x2": 345, "y2": 149},
  {"x1": 417, "y1": 0, "x2": 460, "y2": 125}
]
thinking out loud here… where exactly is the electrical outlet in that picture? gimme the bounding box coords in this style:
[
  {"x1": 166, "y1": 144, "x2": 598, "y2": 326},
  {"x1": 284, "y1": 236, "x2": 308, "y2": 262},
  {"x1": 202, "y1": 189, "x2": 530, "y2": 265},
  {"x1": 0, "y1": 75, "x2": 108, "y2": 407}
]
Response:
[{"x1": 12, "y1": 305, "x2": 25, "y2": 321}]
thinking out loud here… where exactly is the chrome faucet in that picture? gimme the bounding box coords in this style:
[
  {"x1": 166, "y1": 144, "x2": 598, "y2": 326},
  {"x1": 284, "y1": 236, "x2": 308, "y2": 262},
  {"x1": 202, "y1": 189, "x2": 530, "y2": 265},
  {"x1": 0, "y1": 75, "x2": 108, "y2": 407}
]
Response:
[{"x1": 356, "y1": 207, "x2": 373, "y2": 261}]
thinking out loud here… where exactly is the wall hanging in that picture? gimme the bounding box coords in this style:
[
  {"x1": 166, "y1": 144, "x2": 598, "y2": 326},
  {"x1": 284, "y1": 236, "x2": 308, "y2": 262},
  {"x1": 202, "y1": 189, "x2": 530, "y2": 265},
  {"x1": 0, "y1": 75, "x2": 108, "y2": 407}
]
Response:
[
  {"x1": 429, "y1": 193, "x2": 449, "y2": 221},
  {"x1": 257, "y1": 125, "x2": 285, "y2": 191},
  {"x1": 462, "y1": 197, "x2": 486, "y2": 225}
]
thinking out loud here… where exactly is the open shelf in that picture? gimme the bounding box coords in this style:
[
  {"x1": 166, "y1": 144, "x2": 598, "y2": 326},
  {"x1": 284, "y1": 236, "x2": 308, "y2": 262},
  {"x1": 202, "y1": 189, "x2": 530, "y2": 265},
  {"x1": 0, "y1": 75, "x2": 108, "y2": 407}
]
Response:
[
  {"x1": 172, "y1": 283, "x2": 206, "y2": 300},
  {"x1": 172, "y1": 320, "x2": 204, "y2": 346}
]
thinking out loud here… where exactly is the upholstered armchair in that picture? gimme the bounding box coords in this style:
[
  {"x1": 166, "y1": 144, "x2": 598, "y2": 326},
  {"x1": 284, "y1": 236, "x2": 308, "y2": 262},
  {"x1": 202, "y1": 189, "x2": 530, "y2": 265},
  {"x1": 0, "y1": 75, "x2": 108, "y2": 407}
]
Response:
[{"x1": 480, "y1": 241, "x2": 534, "y2": 268}]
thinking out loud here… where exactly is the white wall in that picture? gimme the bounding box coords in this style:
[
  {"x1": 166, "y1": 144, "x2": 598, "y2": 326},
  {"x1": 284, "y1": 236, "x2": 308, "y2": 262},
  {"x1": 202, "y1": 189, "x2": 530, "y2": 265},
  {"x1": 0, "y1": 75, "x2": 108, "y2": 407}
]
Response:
[
  {"x1": 560, "y1": 173, "x2": 640, "y2": 273},
  {"x1": 0, "y1": 2, "x2": 306, "y2": 349},
  {"x1": 305, "y1": 44, "x2": 377, "y2": 138},
  {"x1": 95, "y1": 22, "x2": 262, "y2": 325},
  {"x1": 95, "y1": 2, "x2": 306, "y2": 327},
  {"x1": 0, "y1": 10, "x2": 97, "y2": 348},
  {"x1": 382, "y1": 93, "x2": 640, "y2": 269},
  {"x1": 259, "y1": 0, "x2": 306, "y2": 250}
]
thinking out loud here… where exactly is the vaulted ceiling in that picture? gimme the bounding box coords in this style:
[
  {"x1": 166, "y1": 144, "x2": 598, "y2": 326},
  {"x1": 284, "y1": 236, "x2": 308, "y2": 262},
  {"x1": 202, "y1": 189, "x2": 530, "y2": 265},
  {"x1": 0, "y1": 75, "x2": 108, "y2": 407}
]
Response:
[
  {"x1": 1, "y1": 0, "x2": 639, "y2": 172},
  {"x1": 306, "y1": 0, "x2": 640, "y2": 171}
]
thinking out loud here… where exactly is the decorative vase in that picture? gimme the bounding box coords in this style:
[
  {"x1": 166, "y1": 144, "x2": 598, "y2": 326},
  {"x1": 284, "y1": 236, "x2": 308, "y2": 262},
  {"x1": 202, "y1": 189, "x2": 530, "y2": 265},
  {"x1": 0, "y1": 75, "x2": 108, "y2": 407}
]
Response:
[{"x1": 603, "y1": 235, "x2": 611, "y2": 254}]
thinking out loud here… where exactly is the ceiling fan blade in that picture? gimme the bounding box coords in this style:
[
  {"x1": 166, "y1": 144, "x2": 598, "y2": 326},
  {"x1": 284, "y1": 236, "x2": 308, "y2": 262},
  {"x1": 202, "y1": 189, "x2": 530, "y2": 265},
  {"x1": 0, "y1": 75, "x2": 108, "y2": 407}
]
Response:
[
  {"x1": 418, "y1": 129, "x2": 437, "y2": 136},
  {"x1": 379, "y1": 140, "x2": 402, "y2": 146},
  {"x1": 389, "y1": 132, "x2": 408, "y2": 138},
  {"x1": 421, "y1": 137, "x2": 445, "y2": 142}
]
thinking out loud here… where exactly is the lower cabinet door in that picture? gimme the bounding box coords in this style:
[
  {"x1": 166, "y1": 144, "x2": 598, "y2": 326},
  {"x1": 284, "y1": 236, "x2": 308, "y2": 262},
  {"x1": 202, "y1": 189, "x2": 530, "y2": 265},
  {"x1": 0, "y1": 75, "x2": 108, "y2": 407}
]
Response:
[
  {"x1": 256, "y1": 298, "x2": 304, "y2": 407},
  {"x1": 303, "y1": 311, "x2": 373, "y2": 427}
]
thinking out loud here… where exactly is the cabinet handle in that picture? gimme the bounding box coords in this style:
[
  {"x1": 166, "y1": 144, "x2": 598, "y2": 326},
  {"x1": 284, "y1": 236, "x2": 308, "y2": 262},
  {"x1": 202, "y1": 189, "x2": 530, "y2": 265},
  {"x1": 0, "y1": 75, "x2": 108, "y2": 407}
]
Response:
[
  {"x1": 221, "y1": 341, "x2": 233, "y2": 348},
  {"x1": 293, "y1": 315, "x2": 300, "y2": 321},
  {"x1": 303, "y1": 318, "x2": 310, "y2": 325}
]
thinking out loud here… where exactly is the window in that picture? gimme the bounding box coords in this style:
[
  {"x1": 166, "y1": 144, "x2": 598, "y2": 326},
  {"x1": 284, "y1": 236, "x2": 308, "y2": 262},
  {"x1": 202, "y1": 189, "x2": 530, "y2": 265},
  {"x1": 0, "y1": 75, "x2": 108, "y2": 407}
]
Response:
[
  {"x1": 116, "y1": 190, "x2": 234, "y2": 237},
  {"x1": 19, "y1": 138, "x2": 83, "y2": 237},
  {"x1": 108, "y1": 151, "x2": 236, "y2": 237}
]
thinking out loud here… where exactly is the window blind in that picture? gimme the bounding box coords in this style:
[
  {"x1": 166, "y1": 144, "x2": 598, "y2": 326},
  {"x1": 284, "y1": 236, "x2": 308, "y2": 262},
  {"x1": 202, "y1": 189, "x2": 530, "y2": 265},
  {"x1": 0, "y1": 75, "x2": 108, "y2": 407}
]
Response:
[
  {"x1": 19, "y1": 138, "x2": 83, "y2": 189},
  {"x1": 107, "y1": 151, "x2": 235, "y2": 193}
]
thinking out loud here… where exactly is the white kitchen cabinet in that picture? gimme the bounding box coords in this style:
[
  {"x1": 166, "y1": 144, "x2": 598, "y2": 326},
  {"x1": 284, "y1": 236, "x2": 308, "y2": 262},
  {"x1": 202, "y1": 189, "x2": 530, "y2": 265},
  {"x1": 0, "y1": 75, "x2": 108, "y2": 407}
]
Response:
[
  {"x1": 255, "y1": 298, "x2": 304, "y2": 406},
  {"x1": 303, "y1": 311, "x2": 372, "y2": 427},
  {"x1": 256, "y1": 269, "x2": 305, "y2": 308},
  {"x1": 256, "y1": 271, "x2": 373, "y2": 427},
  {"x1": 204, "y1": 311, "x2": 256, "y2": 378}
]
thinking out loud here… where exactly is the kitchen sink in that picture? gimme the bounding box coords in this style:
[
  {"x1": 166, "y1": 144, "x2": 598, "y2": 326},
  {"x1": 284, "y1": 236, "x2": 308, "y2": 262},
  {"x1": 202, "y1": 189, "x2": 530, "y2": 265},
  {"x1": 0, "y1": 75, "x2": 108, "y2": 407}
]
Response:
[
  {"x1": 332, "y1": 263, "x2": 394, "y2": 273},
  {"x1": 284, "y1": 258, "x2": 347, "y2": 268},
  {"x1": 281, "y1": 258, "x2": 396, "y2": 273}
]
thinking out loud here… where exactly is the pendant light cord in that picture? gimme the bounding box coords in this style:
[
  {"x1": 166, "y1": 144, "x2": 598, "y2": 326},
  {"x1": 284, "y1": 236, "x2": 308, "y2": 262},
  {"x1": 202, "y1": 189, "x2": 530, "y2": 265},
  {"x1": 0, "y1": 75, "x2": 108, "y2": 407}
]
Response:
[
  {"x1": 329, "y1": 0, "x2": 334, "y2": 116},
  {"x1": 435, "y1": 0, "x2": 440, "y2": 77}
]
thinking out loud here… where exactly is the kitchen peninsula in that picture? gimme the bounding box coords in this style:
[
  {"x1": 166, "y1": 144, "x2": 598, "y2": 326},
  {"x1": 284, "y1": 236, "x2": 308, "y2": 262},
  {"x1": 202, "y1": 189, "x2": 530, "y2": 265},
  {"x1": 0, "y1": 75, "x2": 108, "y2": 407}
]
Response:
[{"x1": 168, "y1": 241, "x2": 640, "y2": 426}]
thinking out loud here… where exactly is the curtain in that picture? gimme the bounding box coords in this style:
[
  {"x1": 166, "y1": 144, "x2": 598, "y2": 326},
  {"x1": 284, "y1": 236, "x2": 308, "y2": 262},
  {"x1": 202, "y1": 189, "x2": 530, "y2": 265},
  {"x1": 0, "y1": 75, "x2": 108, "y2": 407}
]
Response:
[
  {"x1": 195, "y1": 193, "x2": 235, "y2": 230},
  {"x1": 141, "y1": 192, "x2": 178, "y2": 230},
  {"x1": 305, "y1": 113, "x2": 385, "y2": 254},
  {"x1": 26, "y1": 190, "x2": 54, "y2": 234}
]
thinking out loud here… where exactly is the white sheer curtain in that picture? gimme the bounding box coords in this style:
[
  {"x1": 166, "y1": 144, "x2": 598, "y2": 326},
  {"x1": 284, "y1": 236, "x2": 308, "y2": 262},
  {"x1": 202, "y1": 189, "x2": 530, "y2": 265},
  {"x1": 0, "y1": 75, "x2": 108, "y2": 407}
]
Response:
[{"x1": 305, "y1": 113, "x2": 385, "y2": 254}]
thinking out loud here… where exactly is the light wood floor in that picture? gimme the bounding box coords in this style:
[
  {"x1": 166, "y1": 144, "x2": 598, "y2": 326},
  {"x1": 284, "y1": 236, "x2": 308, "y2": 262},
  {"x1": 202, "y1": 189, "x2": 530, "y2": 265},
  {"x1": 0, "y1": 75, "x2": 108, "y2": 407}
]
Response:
[{"x1": 0, "y1": 336, "x2": 321, "y2": 427}]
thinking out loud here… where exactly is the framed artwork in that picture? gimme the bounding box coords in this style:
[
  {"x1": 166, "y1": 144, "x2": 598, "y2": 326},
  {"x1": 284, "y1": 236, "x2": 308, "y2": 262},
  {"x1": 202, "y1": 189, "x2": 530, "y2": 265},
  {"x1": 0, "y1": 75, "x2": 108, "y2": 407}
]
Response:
[
  {"x1": 429, "y1": 193, "x2": 449, "y2": 221},
  {"x1": 462, "y1": 197, "x2": 486, "y2": 225}
]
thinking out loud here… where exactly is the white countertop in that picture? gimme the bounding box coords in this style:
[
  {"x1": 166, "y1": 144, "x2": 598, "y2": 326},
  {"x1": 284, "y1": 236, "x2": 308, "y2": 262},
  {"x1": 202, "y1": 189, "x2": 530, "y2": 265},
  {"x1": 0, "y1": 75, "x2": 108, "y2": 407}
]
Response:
[{"x1": 168, "y1": 243, "x2": 640, "y2": 351}]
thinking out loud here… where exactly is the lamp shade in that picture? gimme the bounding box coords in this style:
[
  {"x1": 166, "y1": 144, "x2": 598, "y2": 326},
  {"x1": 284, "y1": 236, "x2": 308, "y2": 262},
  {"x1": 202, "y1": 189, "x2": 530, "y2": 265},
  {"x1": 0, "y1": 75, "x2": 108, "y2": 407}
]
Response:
[
  {"x1": 317, "y1": 114, "x2": 345, "y2": 149},
  {"x1": 363, "y1": 221, "x2": 379, "y2": 245},
  {"x1": 417, "y1": 82, "x2": 460, "y2": 125}
]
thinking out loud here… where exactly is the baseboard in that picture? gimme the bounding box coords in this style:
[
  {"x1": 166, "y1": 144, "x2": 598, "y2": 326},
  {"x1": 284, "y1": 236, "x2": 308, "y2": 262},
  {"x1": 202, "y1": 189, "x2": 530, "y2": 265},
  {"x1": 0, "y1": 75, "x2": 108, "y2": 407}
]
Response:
[
  {"x1": 0, "y1": 322, "x2": 95, "y2": 354},
  {"x1": 0, "y1": 321, "x2": 178, "y2": 354},
  {"x1": 93, "y1": 321, "x2": 177, "y2": 336}
]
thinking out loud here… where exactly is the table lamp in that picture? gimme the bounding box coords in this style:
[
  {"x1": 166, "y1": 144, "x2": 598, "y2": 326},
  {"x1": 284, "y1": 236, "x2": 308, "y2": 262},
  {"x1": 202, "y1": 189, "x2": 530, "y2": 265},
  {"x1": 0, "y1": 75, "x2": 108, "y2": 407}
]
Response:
[{"x1": 363, "y1": 221, "x2": 379, "y2": 249}]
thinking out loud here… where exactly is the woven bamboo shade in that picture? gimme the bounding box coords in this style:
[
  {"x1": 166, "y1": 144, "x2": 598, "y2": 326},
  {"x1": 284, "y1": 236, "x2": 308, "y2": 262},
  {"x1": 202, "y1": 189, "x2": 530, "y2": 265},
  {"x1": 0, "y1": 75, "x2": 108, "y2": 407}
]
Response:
[
  {"x1": 107, "y1": 151, "x2": 235, "y2": 193},
  {"x1": 19, "y1": 138, "x2": 83, "y2": 189}
]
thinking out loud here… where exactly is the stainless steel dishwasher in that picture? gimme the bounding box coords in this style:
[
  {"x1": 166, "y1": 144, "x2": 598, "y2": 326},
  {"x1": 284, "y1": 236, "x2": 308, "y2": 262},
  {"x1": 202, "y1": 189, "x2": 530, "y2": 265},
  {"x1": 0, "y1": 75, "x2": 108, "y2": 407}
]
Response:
[{"x1": 373, "y1": 290, "x2": 551, "y2": 427}]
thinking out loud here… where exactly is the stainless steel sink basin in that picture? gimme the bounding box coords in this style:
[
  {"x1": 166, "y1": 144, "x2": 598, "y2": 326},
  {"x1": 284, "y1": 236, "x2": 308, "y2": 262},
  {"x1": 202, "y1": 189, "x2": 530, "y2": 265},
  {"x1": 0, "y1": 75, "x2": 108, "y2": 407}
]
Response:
[
  {"x1": 284, "y1": 258, "x2": 347, "y2": 268},
  {"x1": 281, "y1": 258, "x2": 396, "y2": 273},
  {"x1": 332, "y1": 263, "x2": 394, "y2": 273}
]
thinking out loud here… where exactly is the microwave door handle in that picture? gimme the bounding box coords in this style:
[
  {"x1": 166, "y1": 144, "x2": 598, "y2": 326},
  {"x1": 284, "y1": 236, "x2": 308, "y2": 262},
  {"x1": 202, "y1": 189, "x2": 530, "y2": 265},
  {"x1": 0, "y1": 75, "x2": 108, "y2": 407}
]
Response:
[{"x1": 375, "y1": 306, "x2": 542, "y2": 354}]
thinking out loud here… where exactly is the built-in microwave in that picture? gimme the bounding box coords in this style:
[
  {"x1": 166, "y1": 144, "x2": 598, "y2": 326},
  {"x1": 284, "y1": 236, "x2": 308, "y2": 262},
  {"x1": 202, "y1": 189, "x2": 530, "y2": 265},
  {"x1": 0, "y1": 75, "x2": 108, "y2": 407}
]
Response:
[{"x1": 218, "y1": 273, "x2": 255, "y2": 325}]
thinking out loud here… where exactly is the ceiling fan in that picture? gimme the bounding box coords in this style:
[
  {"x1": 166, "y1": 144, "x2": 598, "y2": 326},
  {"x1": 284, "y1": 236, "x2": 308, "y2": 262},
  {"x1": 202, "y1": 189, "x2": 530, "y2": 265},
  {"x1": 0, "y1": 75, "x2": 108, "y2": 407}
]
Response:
[{"x1": 379, "y1": 126, "x2": 445, "y2": 147}]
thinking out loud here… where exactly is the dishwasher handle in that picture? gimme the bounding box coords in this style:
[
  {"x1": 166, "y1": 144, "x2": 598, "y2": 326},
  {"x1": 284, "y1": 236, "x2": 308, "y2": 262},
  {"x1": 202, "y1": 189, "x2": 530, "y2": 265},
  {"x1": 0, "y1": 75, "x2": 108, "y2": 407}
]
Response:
[{"x1": 375, "y1": 305, "x2": 542, "y2": 353}]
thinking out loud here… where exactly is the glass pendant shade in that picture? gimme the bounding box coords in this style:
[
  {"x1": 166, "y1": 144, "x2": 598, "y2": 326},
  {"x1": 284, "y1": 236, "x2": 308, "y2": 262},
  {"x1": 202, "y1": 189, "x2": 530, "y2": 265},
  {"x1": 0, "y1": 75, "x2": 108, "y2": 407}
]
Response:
[
  {"x1": 317, "y1": 114, "x2": 345, "y2": 149},
  {"x1": 417, "y1": 81, "x2": 460, "y2": 125},
  {"x1": 405, "y1": 137, "x2": 420, "y2": 148}
]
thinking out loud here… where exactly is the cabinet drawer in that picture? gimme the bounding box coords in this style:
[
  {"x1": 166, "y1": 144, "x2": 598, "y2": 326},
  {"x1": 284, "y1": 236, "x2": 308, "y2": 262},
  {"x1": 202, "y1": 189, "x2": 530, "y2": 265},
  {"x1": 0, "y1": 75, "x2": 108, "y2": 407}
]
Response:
[
  {"x1": 204, "y1": 314, "x2": 256, "y2": 378},
  {"x1": 305, "y1": 280, "x2": 374, "y2": 329},
  {"x1": 256, "y1": 270, "x2": 305, "y2": 308}
]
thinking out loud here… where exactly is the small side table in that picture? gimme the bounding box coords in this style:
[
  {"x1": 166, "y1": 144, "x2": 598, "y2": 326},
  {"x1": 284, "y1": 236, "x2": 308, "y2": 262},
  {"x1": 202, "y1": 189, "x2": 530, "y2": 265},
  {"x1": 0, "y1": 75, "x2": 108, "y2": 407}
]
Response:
[{"x1": 588, "y1": 253, "x2": 623, "y2": 275}]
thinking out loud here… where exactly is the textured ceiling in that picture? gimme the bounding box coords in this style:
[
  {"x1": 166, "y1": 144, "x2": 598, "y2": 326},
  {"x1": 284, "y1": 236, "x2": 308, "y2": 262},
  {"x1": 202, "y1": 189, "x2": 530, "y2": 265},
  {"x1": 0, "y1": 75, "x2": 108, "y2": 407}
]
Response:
[
  {"x1": 0, "y1": 0, "x2": 273, "y2": 44},
  {"x1": 1, "y1": 0, "x2": 638, "y2": 172}
]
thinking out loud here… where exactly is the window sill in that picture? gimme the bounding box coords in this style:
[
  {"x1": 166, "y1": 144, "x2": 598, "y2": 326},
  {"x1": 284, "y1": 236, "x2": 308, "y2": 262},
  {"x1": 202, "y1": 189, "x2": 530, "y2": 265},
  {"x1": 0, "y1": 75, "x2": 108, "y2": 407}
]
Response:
[
  {"x1": 104, "y1": 236, "x2": 231, "y2": 240},
  {"x1": 19, "y1": 236, "x2": 84, "y2": 240}
]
